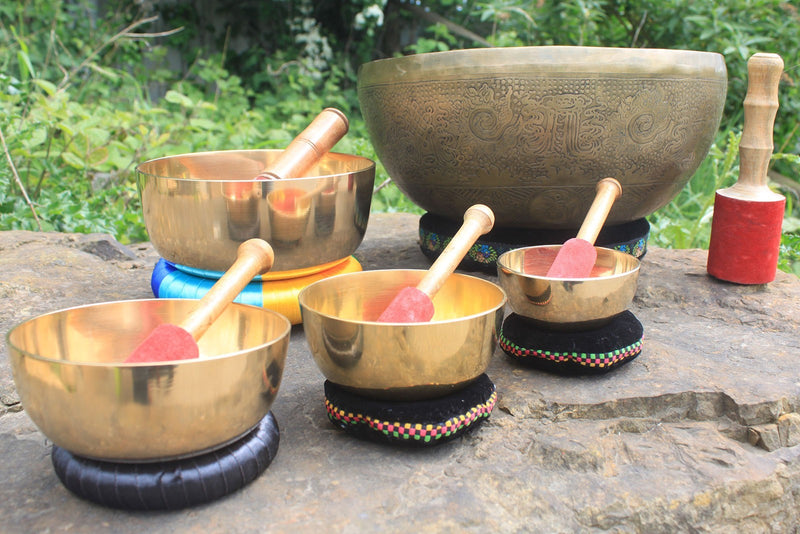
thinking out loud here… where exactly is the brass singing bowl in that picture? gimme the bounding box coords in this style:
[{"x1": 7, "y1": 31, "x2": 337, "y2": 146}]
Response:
[
  {"x1": 298, "y1": 270, "x2": 507, "y2": 401},
  {"x1": 6, "y1": 299, "x2": 291, "y2": 462},
  {"x1": 358, "y1": 46, "x2": 727, "y2": 229},
  {"x1": 137, "y1": 149, "x2": 375, "y2": 274},
  {"x1": 497, "y1": 246, "x2": 640, "y2": 330}
]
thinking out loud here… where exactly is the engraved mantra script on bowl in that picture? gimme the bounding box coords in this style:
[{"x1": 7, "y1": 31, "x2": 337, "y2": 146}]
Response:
[{"x1": 359, "y1": 75, "x2": 725, "y2": 228}]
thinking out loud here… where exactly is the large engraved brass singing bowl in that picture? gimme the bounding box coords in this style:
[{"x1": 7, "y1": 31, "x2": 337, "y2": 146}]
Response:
[
  {"x1": 358, "y1": 46, "x2": 727, "y2": 229},
  {"x1": 6, "y1": 299, "x2": 291, "y2": 462},
  {"x1": 137, "y1": 149, "x2": 375, "y2": 274},
  {"x1": 298, "y1": 270, "x2": 507, "y2": 400},
  {"x1": 497, "y1": 246, "x2": 640, "y2": 330}
]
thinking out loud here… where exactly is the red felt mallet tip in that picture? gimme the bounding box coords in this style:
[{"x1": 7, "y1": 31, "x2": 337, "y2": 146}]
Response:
[
  {"x1": 125, "y1": 239, "x2": 274, "y2": 363},
  {"x1": 377, "y1": 205, "x2": 495, "y2": 323},
  {"x1": 376, "y1": 286, "x2": 435, "y2": 323},
  {"x1": 541, "y1": 177, "x2": 622, "y2": 278},
  {"x1": 124, "y1": 324, "x2": 199, "y2": 364}
]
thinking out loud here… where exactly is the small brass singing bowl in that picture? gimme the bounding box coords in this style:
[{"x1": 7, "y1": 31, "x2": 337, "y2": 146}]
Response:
[
  {"x1": 6, "y1": 299, "x2": 291, "y2": 463},
  {"x1": 298, "y1": 270, "x2": 507, "y2": 401},
  {"x1": 137, "y1": 149, "x2": 375, "y2": 275},
  {"x1": 497, "y1": 246, "x2": 640, "y2": 331}
]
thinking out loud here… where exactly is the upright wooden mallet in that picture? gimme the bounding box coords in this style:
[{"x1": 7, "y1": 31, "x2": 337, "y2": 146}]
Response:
[
  {"x1": 707, "y1": 53, "x2": 785, "y2": 284},
  {"x1": 126, "y1": 239, "x2": 274, "y2": 363},
  {"x1": 377, "y1": 204, "x2": 495, "y2": 323},
  {"x1": 530, "y1": 177, "x2": 622, "y2": 278}
]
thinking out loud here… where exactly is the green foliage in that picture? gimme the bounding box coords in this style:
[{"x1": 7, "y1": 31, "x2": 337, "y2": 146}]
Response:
[
  {"x1": 648, "y1": 130, "x2": 742, "y2": 250},
  {"x1": 1, "y1": 0, "x2": 798, "y2": 274}
]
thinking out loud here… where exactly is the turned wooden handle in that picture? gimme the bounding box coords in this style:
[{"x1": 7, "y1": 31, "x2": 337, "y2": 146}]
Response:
[
  {"x1": 180, "y1": 239, "x2": 274, "y2": 340},
  {"x1": 575, "y1": 177, "x2": 622, "y2": 245},
  {"x1": 416, "y1": 204, "x2": 495, "y2": 298},
  {"x1": 731, "y1": 53, "x2": 783, "y2": 197},
  {"x1": 256, "y1": 108, "x2": 349, "y2": 180}
]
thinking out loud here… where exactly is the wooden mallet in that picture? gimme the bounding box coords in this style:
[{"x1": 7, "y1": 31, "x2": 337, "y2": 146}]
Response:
[
  {"x1": 255, "y1": 108, "x2": 349, "y2": 181},
  {"x1": 707, "y1": 53, "x2": 786, "y2": 284},
  {"x1": 126, "y1": 239, "x2": 274, "y2": 363},
  {"x1": 530, "y1": 177, "x2": 622, "y2": 278},
  {"x1": 377, "y1": 204, "x2": 495, "y2": 323}
]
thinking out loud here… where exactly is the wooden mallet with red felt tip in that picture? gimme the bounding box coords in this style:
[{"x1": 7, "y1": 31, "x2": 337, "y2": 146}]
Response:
[
  {"x1": 125, "y1": 239, "x2": 275, "y2": 363},
  {"x1": 377, "y1": 204, "x2": 495, "y2": 323},
  {"x1": 526, "y1": 177, "x2": 622, "y2": 278},
  {"x1": 707, "y1": 53, "x2": 786, "y2": 285}
]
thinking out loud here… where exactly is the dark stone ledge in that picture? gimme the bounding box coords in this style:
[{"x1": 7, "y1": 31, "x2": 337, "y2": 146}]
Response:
[{"x1": 1, "y1": 213, "x2": 799, "y2": 532}]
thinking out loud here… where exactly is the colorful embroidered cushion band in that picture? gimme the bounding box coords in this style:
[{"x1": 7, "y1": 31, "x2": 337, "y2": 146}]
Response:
[{"x1": 324, "y1": 374, "x2": 496, "y2": 447}]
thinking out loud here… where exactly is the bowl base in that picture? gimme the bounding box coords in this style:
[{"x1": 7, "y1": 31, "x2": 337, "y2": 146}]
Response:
[
  {"x1": 51, "y1": 412, "x2": 280, "y2": 510},
  {"x1": 420, "y1": 214, "x2": 649, "y2": 273},
  {"x1": 152, "y1": 256, "x2": 363, "y2": 324},
  {"x1": 324, "y1": 374, "x2": 496, "y2": 447},
  {"x1": 499, "y1": 310, "x2": 643, "y2": 374}
]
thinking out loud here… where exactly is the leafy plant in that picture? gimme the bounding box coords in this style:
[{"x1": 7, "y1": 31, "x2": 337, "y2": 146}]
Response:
[{"x1": 1, "y1": 0, "x2": 798, "y2": 275}]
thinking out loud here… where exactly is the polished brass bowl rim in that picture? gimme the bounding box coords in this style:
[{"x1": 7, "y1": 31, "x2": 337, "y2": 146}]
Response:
[
  {"x1": 299, "y1": 268, "x2": 507, "y2": 400},
  {"x1": 6, "y1": 298, "x2": 293, "y2": 366},
  {"x1": 137, "y1": 148, "x2": 377, "y2": 273},
  {"x1": 357, "y1": 46, "x2": 727, "y2": 229},
  {"x1": 497, "y1": 245, "x2": 641, "y2": 281},
  {"x1": 496, "y1": 245, "x2": 641, "y2": 329},
  {"x1": 298, "y1": 268, "x2": 508, "y2": 323},
  {"x1": 136, "y1": 148, "x2": 375, "y2": 181},
  {"x1": 358, "y1": 45, "x2": 727, "y2": 81},
  {"x1": 8, "y1": 298, "x2": 292, "y2": 461}
]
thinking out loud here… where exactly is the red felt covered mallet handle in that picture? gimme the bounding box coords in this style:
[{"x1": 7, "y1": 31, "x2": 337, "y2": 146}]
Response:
[
  {"x1": 255, "y1": 108, "x2": 349, "y2": 181},
  {"x1": 377, "y1": 205, "x2": 495, "y2": 323},
  {"x1": 125, "y1": 239, "x2": 274, "y2": 363},
  {"x1": 707, "y1": 53, "x2": 785, "y2": 284},
  {"x1": 539, "y1": 177, "x2": 622, "y2": 278}
]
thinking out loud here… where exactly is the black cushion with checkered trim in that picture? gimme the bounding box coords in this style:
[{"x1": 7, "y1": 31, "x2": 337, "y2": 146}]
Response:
[
  {"x1": 499, "y1": 311, "x2": 643, "y2": 374},
  {"x1": 324, "y1": 374, "x2": 496, "y2": 447}
]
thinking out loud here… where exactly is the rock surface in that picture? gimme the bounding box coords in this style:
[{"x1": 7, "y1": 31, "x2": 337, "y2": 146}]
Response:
[{"x1": 1, "y1": 214, "x2": 800, "y2": 532}]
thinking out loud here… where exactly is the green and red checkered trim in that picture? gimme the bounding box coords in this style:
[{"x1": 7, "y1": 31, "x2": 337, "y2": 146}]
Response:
[
  {"x1": 499, "y1": 332, "x2": 643, "y2": 368},
  {"x1": 325, "y1": 391, "x2": 497, "y2": 444}
]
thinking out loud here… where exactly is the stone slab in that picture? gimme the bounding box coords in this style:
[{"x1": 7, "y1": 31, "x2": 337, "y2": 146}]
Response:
[{"x1": 1, "y1": 213, "x2": 799, "y2": 532}]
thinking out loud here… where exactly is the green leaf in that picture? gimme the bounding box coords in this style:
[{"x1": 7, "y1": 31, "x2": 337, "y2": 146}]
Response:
[
  {"x1": 33, "y1": 79, "x2": 57, "y2": 96},
  {"x1": 189, "y1": 118, "x2": 220, "y2": 131},
  {"x1": 22, "y1": 127, "x2": 48, "y2": 149},
  {"x1": 87, "y1": 146, "x2": 109, "y2": 167},
  {"x1": 88, "y1": 63, "x2": 120, "y2": 81},
  {"x1": 17, "y1": 50, "x2": 35, "y2": 81},
  {"x1": 86, "y1": 127, "x2": 111, "y2": 147},
  {"x1": 164, "y1": 90, "x2": 195, "y2": 109},
  {"x1": 61, "y1": 152, "x2": 85, "y2": 169}
]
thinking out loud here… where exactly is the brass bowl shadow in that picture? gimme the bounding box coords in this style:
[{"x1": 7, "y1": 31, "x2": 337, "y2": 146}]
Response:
[
  {"x1": 298, "y1": 270, "x2": 507, "y2": 401},
  {"x1": 497, "y1": 246, "x2": 640, "y2": 331},
  {"x1": 6, "y1": 299, "x2": 291, "y2": 462},
  {"x1": 358, "y1": 46, "x2": 727, "y2": 229},
  {"x1": 137, "y1": 149, "x2": 375, "y2": 275}
]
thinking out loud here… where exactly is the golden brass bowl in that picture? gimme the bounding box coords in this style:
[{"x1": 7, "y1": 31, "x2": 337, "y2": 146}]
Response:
[
  {"x1": 298, "y1": 270, "x2": 507, "y2": 400},
  {"x1": 137, "y1": 149, "x2": 375, "y2": 274},
  {"x1": 6, "y1": 299, "x2": 290, "y2": 462},
  {"x1": 497, "y1": 246, "x2": 640, "y2": 330},
  {"x1": 358, "y1": 46, "x2": 727, "y2": 228}
]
